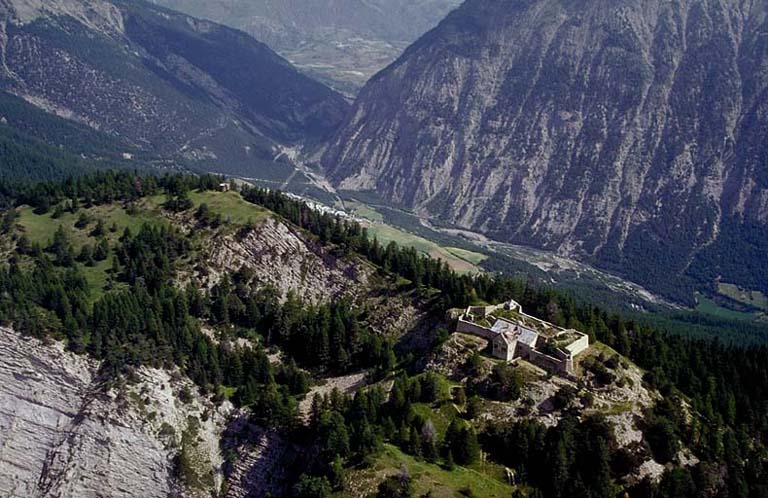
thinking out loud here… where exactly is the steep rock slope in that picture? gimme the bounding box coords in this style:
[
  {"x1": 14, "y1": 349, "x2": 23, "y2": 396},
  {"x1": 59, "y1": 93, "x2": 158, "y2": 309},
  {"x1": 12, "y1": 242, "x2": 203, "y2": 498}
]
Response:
[
  {"x1": 204, "y1": 216, "x2": 374, "y2": 305},
  {"x1": 169, "y1": 204, "x2": 422, "y2": 337},
  {"x1": 0, "y1": 327, "x2": 230, "y2": 498},
  {"x1": 0, "y1": 0, "x2": 349, "y2": 175},
  {"x1": 150, "y1": 0, "x2": 462, "y2": 94},
  {"x1": 324, "y1": 0, "x2": 768, "y2": 302}
]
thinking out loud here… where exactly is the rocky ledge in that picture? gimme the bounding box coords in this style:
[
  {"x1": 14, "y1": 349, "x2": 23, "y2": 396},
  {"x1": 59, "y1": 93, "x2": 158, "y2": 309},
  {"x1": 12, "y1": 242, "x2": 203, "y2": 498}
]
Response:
[{"x1": 0, "y1": 327, "x2": 230, "y2": 498}]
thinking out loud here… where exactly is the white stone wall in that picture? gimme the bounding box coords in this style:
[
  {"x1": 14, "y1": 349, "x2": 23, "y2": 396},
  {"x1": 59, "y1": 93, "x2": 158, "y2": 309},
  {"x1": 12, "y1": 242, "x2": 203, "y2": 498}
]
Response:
[
  {"x1": 456, "y1": 318, "x2": 497, "y2": 340},
  {"x1": 492, "y1": 336, "x2": 516, "y2": 362},
  {"x1": 565, "y1": 334, "x2": 590, "y2": 357}
]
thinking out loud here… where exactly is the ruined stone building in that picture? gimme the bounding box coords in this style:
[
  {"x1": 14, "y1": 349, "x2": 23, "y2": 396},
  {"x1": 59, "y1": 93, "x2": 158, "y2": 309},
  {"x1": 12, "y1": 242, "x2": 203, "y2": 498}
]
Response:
[{"x1": 456, "y1": 299, "x2": 590, "y2": 376}]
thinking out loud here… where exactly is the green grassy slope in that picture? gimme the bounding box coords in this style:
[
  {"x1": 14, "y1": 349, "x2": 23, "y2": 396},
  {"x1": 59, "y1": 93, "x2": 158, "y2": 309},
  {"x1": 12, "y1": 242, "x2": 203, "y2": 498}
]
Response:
[
  {"x1": 349, "y1": 444, "x2": 515, "y2": 498},
  {"x1": 11, "y1": 189, "x2": 272, "y2": 302}
]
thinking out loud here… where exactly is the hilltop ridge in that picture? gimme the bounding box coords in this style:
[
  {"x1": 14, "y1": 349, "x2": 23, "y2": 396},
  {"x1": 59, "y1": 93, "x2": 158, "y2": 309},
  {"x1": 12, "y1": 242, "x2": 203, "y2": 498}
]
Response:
[{"x1": 0, "y1": 172, "x2": 765, "y2": 497}]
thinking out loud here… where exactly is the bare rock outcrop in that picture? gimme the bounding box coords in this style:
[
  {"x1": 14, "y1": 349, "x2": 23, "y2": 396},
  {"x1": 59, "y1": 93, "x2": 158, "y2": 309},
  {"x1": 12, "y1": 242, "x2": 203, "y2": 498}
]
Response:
[
  {"x1": 204, "y1": 217, "x2": 374, "y2": 304},
  {"x1": 0, "y1": 327, "x2": 230, "y2": 498},
  {"x1": 221, "y1": 416, "x2": 297, "y2": 498}
]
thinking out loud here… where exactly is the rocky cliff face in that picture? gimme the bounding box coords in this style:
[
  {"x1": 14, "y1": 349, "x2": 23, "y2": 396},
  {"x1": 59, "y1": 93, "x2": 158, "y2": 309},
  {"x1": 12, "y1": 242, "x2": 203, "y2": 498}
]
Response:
[
  {"x1": 323, "y1": 0, "x2": 768, "y2": 302},
  {"x1": 203, "y1": 216, "x2": 375, "y2": 305},
  {"x1": 0, "y1": 327, "x2": 230, "y2": 498},
  {"x1": 196, "y1": 214, "x2": 422, "y2": 338},
  {"x1": 150, "y1": 0, "x2": 462, "y2": 94},
  {"x1": 0, "y1": 0, "x2": 348, "y2": 175}
]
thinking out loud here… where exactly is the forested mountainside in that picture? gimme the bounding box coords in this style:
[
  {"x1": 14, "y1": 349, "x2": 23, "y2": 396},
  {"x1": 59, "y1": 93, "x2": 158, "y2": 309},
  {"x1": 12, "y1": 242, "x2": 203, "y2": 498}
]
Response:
[
  {"x1": 0, "y1": 92, "x2": 146, "y2": 182},
  {"x1": 0, "y1": 171, "x2": 767, "y2": 497},
  {"x1": 0, "y1": 0, "x2": 348, "y2": 176},
  {"x1": 323, "y1": 0, "x2": 768, "y2": 305},
  {"x1": 150, "y1": 0, "x2": 462, "y2": 94}
]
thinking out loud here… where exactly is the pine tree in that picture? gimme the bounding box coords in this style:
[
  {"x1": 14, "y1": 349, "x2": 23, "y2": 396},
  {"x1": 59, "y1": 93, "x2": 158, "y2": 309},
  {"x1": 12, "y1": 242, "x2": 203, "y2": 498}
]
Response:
[
  {"x1": 310, "y1": 393, "x2": 324, "y2": 429},
  {"x1": 292, "y1": 475, "x2": 332, "y2": 498},
  {"x1": 444, "y1": 450, "x2": 455, "y2": 471},
  {"x1": 444, "y1": 419, "x2": 480, "y2": 465},
  {"x1": 94, "y1": 238, "x2": 109, "y2": 261},
  {"x1": 51, "y1": 204, "x2": 66, "y2": 219},
  {"x1": 15, "y1": 234, "x2": 30, "y2": 255},
  {"x1": 408, "y1": 426, "x2": 421, "y2": 458},
  {"x1": 320, "y1": 411, "x2": 350, "y2": 458},
  {"x1": 91, "y1": 219, "x2": 106, "y2": 237},
  {"x1": 75, "y1": 212, "x2": 90, "y2": 229},
  {"x1": 330, "y1": 454, "x2": 345, "y2": 491}
]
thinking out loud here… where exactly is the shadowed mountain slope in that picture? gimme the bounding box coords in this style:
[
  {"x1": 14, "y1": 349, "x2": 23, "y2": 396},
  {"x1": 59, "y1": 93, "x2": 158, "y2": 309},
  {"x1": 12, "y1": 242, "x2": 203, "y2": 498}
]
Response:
[{"x1": 0, "y1": 0, "x2": 349, "y2": 176}]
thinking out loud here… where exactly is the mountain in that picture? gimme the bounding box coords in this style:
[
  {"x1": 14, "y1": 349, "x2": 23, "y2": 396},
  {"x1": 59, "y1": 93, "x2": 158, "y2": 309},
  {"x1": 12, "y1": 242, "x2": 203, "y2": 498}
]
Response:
[
  {"x1": 2, "y1": 171, "x2": 767, "y2": 497},
  {"x1": 0, "y1": 91, "x2": 148, "y2": 183},
  {"x1": 0, "y1": 0, "x2": 349, "y2": 176},
  {"x1": 323, "y1": 0, "x2": 768, "y2": 304},
  {"x1": 0, "y1": 172, "x2": 768, "y2": 498},
  {"x1": 149, "y1": 0, "x2": 462, "y2": 94},
  {"x1": 0, "y1": 177, "x2": 405, "y2": 497}
]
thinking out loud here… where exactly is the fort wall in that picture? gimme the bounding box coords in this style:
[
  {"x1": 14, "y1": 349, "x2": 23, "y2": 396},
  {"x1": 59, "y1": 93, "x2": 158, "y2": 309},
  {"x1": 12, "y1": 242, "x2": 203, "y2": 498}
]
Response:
[{"x1": 456, "y1": 318, "x2": 497, "y2": 340}]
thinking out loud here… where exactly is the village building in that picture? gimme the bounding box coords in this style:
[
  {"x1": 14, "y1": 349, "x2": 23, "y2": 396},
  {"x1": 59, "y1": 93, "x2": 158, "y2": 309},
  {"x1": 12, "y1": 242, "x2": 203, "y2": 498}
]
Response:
[{"x1": 456, "y1": 299, "x2": 590, "y2": 376}]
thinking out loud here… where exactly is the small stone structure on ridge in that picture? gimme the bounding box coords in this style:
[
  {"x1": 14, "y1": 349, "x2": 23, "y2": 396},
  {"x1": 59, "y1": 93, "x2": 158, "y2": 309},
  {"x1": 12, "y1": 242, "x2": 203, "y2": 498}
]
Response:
[{"x1": 456, "y1": 299, "x2": 589, "y2": 376}]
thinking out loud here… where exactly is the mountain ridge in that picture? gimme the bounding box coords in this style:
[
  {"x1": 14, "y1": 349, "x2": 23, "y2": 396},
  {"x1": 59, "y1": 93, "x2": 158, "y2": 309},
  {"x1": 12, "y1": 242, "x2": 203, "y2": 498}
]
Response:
[
  {"x1": 322, "y1": 0, "x2": 768, "y2": 303},
  {"x1": 149, "y1": 0, "x2": 463, "y2": 94},
  {"x1": 0, "y1": 172, "x2": 766, "y2": 497},
  {"x1": 0, "y1": 0, "x2": 349, "y2": 176}
]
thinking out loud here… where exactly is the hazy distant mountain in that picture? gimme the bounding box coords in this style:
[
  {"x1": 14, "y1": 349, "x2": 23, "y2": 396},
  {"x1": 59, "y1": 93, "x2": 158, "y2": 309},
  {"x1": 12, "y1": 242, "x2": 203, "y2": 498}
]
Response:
[
  {"x1": 150, "y1": 0, "x2": 462, "y2": 94},
  {"x1": 0, "y1": 0, "x2": 349, "y2": 176},
  {"x1": 323, "y1": 0, "x2": 768, "y2": 304}
]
